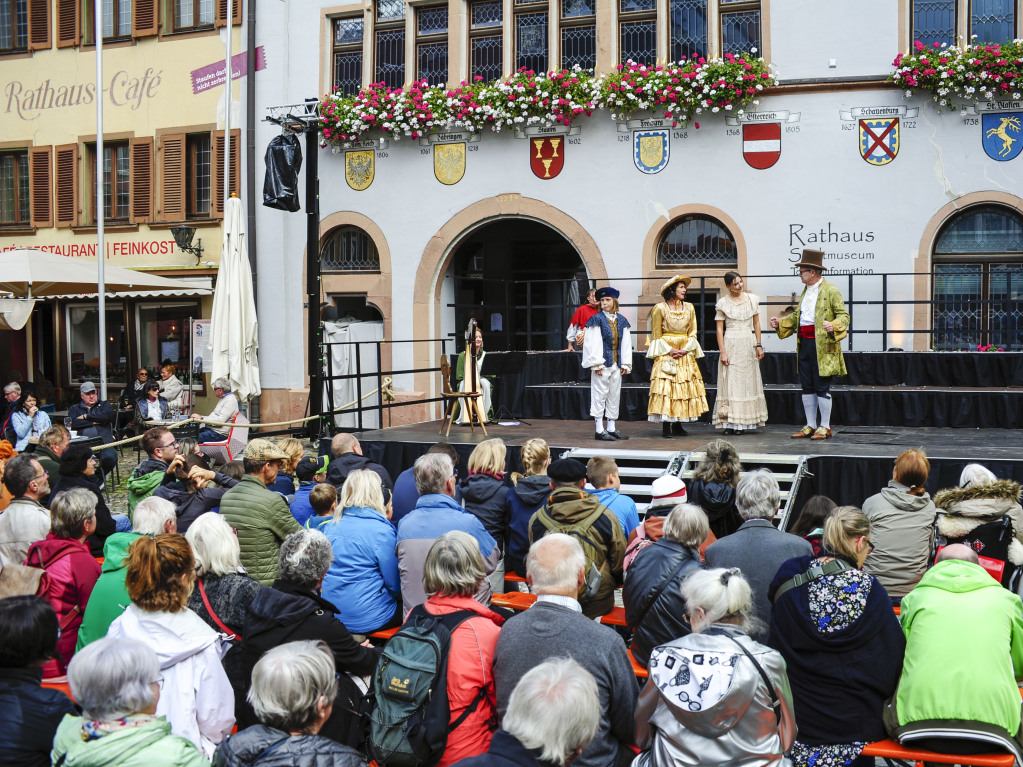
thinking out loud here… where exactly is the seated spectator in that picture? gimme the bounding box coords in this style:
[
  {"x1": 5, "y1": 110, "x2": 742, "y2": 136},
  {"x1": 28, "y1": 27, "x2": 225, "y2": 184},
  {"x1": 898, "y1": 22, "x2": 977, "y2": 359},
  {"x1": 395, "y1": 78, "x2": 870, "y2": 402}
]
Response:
[
  {"x1": 460, "y1": 438, "x2": 510, "y2": 594},
  {"x1": 528, "y1": 458, "x2": 625, "y2": 619},
  {"x1": 397, "y1": 452, "x2": 499, "y2": 611},
  {"x1": 633, "y1": 568, "x2": 796, "y2": 767},
  {"x1": 119, "y1": 368, "x2": 150, "y2": 410},
  {"x1": 769, "y1": 507, "x2": 905, "y2": 767},
  {"x1": 0, "y1": 595, "x2": 76, "y2": 767},
  {"x1": 686, "y1": 440, "x2": 743, "y2": 539},
  {"x1": 11, "y1": 392, "x2": 50, "y2": 452},
  {"x1": 229, "y1": 529, "x2": 379, "y2": 747},
  {"x1": 305, "y1": 482, "x2": 338, "y2": 529},
  {"x1": 587, "y1": 456, "x2": 640, "y2": 536},
  {"x1": 934, "y1": 465, "x2": 1023, "y2": 587},
  {"x1": 77, "y1": 496, "x2": 178, "y2": 650},
  {"x1": 0, "y1": 453, "x2": 51, "y2": 564},
  {"x1": 219, "y1": 439, "x2": 301, "y2": 585},
  {"x1": 320, "y1": 469, "x2": 401, "y2": 635},
  {"x1": 624, "y1": 503, "x2": 708, "y2": 668},
  {"x1": 457, "y1": 657, "x2": 601, "y2": 767},
  {"x1": 136, "y1": 380, "x2": 170, "y2": 425},
  {"x1": 191, "y1": 377, "x2": 239, "y2": 443},
  {"x1": 155, "y1": 453, "x2": 240, "y2": 533},
  {"x1": 68, "y1": 381, "x2": 117, "y2": 476},
  {"x1": 268, "y1": 437, "x2": 304, "y2": 497},
  {"x1": 185, "y1": 512, "x2": 261, "y2": 639},
  {"x1": 393, "y1": 442, "x2": 462, "y2": 526},
  {"x1": 49, "y1": 442, "x2": 121, "y2": 554},
  {"x1": 0, "y1": 439, "x2": 14, "y2": 511},
  {"x1": 624, "y1": 475, "x2": 692, "y2": 571},
  {"x1": 326, "y1": 432, "x2": 393, "y2": 490},
  {"x1": 705, "y1": 469, "x2": 812, "y2": 639},
  {"x1": 221, "y1": 460, "x2": 245, "y2": 481},
  {"x1": 178, "y1": 437, "x2": 200, "y2": 457},
  {"x1": 214, "y1": 640, "x2": 367, "y2": 767},
  {"x1": 33, "y1": 424, "x2": 70, "y2": 494},
  {"x1": 862, "y1": 449, "x2": 937, "y2": 599},
  {"x1": 505, "y1": 438, "x2": 551, "y2": 578},
  {"x1": 26, "y1": 487, "x2": 102, "y2": 676},
  {"x1": 291, "y1": 455, "x2": 329, "y2": 526},
  {"x1": 886, "y1": 543, "x2": 1023, "y2": 759},
  {"x1": 787, "y1": 494, "x2": 837, "y2": 556},
  {"x1": 159, "y1": 364, "x2": 185, "y2": 410},
  {"x1": 494, "y1": 535, "x2": 637, "y2": 767},
  {"x1": 126, "y1": 426, "x2": 182, "y2": 512},
  {"x1": 419, "y1": 531, "x2": 506, "y2": 766},
  {"x1": 1, "y1": 381, "x2": 20, "y2": 442},
  {"x1": 52, "y1": 637, "x2": 208, "y2": 767},
  {"x1": 106, "y1": 533, "x2": 235, "y2": 757}
]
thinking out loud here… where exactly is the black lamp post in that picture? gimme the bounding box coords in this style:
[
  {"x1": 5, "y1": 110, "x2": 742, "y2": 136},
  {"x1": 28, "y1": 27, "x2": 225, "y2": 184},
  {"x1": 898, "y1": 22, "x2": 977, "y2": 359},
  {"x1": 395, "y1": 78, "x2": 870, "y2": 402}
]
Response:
[{"x1": 170, "y1": 225, "x2": 204, "y2": 264}]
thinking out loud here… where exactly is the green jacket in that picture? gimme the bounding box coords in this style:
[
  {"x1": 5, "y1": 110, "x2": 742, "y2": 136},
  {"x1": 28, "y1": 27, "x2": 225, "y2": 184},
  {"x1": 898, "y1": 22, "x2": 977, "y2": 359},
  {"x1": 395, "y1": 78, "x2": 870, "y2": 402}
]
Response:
[
  {"x1": 218, "y1": 475, "x2": 301, "y2": 585},
  {"x1": 51, "y1": 714, "x2": 209, "y2": 767},
  {"x1": 76, "y1": 532, "x2": 141, "y2": 651},
  {"x1": 776, "y1": 278, "x2": 850, "y2": 377},
  {"x1": 126, "y1": 464, "x2": 168, "y2": 513},
  {"x1": 895, "y1": 560, "x2": 1023, "y2": 738}
]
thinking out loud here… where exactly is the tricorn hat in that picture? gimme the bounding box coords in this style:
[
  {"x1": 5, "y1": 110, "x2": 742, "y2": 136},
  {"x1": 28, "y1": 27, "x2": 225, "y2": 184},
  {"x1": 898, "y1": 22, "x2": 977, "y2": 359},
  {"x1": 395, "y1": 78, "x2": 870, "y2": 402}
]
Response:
[
  {"x1": 795, "y1": 249, "x2": 826, "y2": 271},
  {"x1": 595, "y1": 287, "x2": 620, "y2": 300}
]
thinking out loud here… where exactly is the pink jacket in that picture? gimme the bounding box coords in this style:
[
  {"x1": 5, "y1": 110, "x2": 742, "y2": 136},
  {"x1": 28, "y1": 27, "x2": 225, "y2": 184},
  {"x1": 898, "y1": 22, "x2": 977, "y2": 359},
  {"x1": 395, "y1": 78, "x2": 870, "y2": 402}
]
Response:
[
  {"x1": 25, "y1": 533, "x2": 101, "y2": 676},
  {"x1": 422, "y1": 594, "x2": 505, "y2": 767}
]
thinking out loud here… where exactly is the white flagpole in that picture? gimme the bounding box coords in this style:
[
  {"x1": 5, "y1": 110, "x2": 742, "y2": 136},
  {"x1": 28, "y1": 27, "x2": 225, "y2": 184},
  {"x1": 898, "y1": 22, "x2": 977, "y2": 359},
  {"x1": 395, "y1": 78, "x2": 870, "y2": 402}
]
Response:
[
  {"x1": 224, "y1": 0, "x2": 232, "y2": 208},
  {"x1": 96, "y1": 1, "x2": 106, "y2": 400}
]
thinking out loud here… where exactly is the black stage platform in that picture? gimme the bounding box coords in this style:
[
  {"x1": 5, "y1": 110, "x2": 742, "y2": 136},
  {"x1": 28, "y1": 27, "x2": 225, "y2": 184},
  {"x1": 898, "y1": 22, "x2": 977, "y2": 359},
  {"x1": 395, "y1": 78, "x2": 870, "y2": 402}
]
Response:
[{"x1": 353, "y1": 419, "x2": 1023, "y2": 522}]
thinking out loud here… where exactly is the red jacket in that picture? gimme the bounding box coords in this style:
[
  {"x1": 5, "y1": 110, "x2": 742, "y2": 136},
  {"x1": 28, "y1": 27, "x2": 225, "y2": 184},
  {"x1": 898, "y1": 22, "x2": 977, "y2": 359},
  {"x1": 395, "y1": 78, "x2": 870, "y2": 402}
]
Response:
[
  {"x1": 25, "y1": 533, "x2": 101, "y2": 676},
  {"x1": 422, "y1": 594, "x2": 505, "y2": 767}
]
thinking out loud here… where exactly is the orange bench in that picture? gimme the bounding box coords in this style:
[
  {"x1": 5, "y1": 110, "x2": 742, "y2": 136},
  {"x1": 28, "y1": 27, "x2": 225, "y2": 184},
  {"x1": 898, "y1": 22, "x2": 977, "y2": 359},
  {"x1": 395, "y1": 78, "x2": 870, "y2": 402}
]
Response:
[
  {"x1": 627, "y1": 648, "x2": 648, "y2": 680},
  {"x1": 368, "y1": 626, "x2": 400, "y2": 642},
  {"x1": 42, "y1": 678, "x2": 74, "y2": 701},
  {"x1": 861, "y1": 739, "x2": 1015, "y2": 767},
  {"x1": 505, "y1": 573, "x2": 527, "y2": 583},
  {"x1": 492, "y1": 591, "x2": 538, "y2": 611}
]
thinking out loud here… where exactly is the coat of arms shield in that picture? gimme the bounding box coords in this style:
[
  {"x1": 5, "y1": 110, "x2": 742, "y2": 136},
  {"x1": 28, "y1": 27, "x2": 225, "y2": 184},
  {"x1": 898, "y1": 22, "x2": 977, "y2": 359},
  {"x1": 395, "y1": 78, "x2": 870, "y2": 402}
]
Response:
[
  {"x1": 434, "y1": 143, "x2": 466, "y2": 185},
  {"x1": 530, "y1": 137, "x2": 565, "y2": 179},
  {"x1": 982, "y1": 113, "x2": 1023, "y2": 161},
  {"x1": 633, "y1": 130, "x2": 669, "y2": 174},
  {"x1": 345, "y1": 150, "x2": 374, "y2": 191},
  {"x1": 742, "y1": 123, "x2": 781, "y2": 169},
  {"x1": 859, "y1": 118, "x2": 899, "y2": 166}
]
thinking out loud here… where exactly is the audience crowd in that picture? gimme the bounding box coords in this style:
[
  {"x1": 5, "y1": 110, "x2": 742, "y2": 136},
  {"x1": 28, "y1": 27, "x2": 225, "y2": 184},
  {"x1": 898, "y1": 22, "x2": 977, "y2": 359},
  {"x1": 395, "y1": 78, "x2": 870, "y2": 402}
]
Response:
[{"x1": 2, "y1": 398, "x2": 1023, "y2": 767}]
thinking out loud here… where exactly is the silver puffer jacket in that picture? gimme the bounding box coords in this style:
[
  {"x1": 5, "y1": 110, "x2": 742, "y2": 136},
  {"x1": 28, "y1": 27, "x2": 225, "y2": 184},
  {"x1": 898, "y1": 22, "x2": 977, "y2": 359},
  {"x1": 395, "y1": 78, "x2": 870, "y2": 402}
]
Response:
[{"x1": 633, "y1": 623, "x2": 796, "y2": 767}]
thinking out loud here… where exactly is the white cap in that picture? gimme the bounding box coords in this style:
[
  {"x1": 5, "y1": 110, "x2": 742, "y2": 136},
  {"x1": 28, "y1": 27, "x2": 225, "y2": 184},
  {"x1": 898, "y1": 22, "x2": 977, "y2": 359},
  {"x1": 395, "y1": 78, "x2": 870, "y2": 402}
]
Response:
[{"x1": 651, "y1": 475, "x2": 687, "y2": 502}]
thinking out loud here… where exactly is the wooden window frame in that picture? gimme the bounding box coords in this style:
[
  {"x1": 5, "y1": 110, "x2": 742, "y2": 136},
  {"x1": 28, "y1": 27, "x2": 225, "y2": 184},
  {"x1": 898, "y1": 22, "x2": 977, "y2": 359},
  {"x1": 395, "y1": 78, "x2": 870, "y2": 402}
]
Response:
[
  {"x1": 468, "y1": 0, "x2": 504, "y2": 83},
  {"x1": 559, "y1": 0, "x2": 597, "y2": 70},
  {"x1": 29, "y1": 145, "x2": 52, "y2": 228},
  {"x1": 158, "y1": 128, "x2": 238, "y2": 223},
  {"x1": 331, "y1": 14, "x2": 365, "y2": 97},
  {"x1": 0, "y1": 148, "x2": 31, "y2": 227},
  {"x1": 415, "y1": 4, "x2": 449, "y2": 84}
]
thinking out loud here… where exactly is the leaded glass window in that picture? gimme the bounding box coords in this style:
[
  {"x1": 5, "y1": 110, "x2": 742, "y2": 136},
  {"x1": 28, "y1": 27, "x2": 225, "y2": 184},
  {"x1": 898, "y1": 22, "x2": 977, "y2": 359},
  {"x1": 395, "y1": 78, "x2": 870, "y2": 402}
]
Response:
[
  {"x1": 657, "y1": 215, "x2": 738, "y2": 266},
  {"x1": 671, "y1": 0, "x2": 706, "y2": 60},
  {"x1": 721, "y1": 9, "x2": 759, "y2": 54},
  {"x1": 620, "y1": 20, "x2": 656, "y2": 64},
  {"x1": 333, "y1": 17, "x2": 364, "y2": 96},
  {"x1": 472, "y1": 0, "x2": 503, "y2": 27},
  {"x1": 471, "y1": 35, "x2": 503, "y2": 81},
  {"x1": 516, "y1": 12, "x2": 548, "y2": 72},
  {"x1": 376, "y1": 0, "x2": 406, "y2": 21},
  {"x1": 912, "y1": 0, "x2": 955, "y2": 45},
  {"x1": 416, "y1": 5, "x2": 448, "y2": 84},
  {"x1": 562, "y1": 25, "x2": 596, "y2": 69},
  {"x1": 376, "y1": 28, "x2": 406, "y2": 89},
  {"x1": 0, "y1": 150, "x2": 29, "y2": 226},
  {"x1": 321, "y1": 227, "x2": 380, "y2": 272},
  {"x1": 971, "y1": 0, "x2": 1014, "y2": 44},
  {"x1": 935, "y1": 206, "x2": 1023, "y2": 254}
]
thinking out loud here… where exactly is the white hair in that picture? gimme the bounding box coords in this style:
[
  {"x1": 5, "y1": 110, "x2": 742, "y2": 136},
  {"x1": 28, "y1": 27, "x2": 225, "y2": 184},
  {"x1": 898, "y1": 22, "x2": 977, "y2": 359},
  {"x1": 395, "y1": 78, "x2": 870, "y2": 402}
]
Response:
[
  {"x1": 185, "y1": 512, "x2": 245, "y2": 577},
  {"x1": 131, "y1": 496, "x2": 177, "y2": 536},
  {"x1": 525, "y1": 534, "x2": 585, "y2": 594},
  {"x1": 278, "y1": 529, "x2": 333, "y2": 590},
  {"x1": 414, "y1": 452, "x2": 453, "y2": 496},
  {"x1": 67, "y1": 638, "x2": 159, "y2": 721},
  {"x1": 735, "y1": 469, "x2": 780, "y2": 520},
  {"x1": 682, "y1": 568, "x2": 754, "y2": 634},
  {"x1": 211, "y1": 377, "x2": 231, "y2": 392},
  {"x1": 248, "y1": 640, "x2": 338, "y2": 733},
  {"x1": 662, "y1": 503, "x2": 710, "y2": 547},
  {"x1": 503, "y1": 657, "x2": 600, "y2": 765},
  {"x1": 960, "y1": 463, "x2": 998, "y2": 488}
]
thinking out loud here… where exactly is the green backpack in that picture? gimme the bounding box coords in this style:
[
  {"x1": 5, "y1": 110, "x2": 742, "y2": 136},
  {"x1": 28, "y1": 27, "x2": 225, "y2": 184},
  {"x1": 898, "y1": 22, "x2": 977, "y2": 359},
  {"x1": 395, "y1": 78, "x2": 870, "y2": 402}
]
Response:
[{"x1": 535, "y1": 503, "x2": 608, "y2": 600}]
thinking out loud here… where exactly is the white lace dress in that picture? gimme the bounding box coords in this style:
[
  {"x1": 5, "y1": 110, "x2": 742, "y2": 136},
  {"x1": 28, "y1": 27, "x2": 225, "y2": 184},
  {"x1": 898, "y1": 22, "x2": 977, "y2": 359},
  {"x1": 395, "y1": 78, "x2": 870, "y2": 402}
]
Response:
[{"x1": 713, "y1": 292, "x2": 768, "y2": 431}]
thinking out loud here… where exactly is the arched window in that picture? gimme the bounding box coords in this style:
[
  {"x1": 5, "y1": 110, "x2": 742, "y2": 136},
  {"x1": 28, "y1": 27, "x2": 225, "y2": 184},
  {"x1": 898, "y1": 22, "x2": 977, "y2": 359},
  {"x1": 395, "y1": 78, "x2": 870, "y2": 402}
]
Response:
[
  {"x1": 657, "y1": 214, "x2": 737, "y2": 267},
  {"x1": 320, "y1": 226, "x2": 380, "y2": 272},
  {"x1": 932, "y1": 205, "x2": 1023, "y2": 350}
]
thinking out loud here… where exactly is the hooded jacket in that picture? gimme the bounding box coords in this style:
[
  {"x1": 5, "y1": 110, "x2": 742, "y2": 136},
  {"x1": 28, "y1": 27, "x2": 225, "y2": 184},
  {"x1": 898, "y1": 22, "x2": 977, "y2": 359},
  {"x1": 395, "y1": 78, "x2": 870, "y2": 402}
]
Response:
[
  {"x1": 76, "y1": 531, "x2": 141, "y2": 650},
  {"x1": 933, "y1": 480, "x2": 1023, "y2": 566},
  {"x1": 862, "y1": 481, "x2": 937, "y2": 597},
  {"x1": 461, "y1": 473, "x2": 510, "y2": 550},
  {"x1": 0, "y1": 667, "x2": 76, "y2": 767},
  {"x1": 126, "y1": 457, "x2": 174, "y2": 511},
  {"x1": 505, "y1": 474, "x2": 550, "y2": 577},
  {"x1": 212, "y1": 724, "x2": 366, "y2": 767},
  {"x1": 50, "y1": 714, "x2": 208, "y2": 767},
  {"x1": 154, "y1": 473, "x2": 239, "y2": 533},
  {"x1": 686, "y1": 479, "x2": 742, "y2": 539},
  {"x1": 26, "y1": 533, "x2": 101, "y2": 676},
  {"x1": 106, "y1": 604, "x2": 235, "y2": 758},
  {"x1": 893, "y1": 559, "x2": 1023, "y2": 744},
  {"x1": 624, "y1": 538, "x2": 703, "y2": 668},
  {"x1": 325, "y1": 451, "x2": 393, "y2": 491},
  {"x1": 227, "y1": 580, "x2": 379, "y2": 746},
  {"x1": 219, "y1": 475, "x2": 301, "y2": 585},
  {"x1": 634, "y1": 624, "x2": 796, "y2": 767},
  {"x1": 528, "y1": 488, "x2": 626, "y2": 619},
  {"x1": 768, "y1": 555, "x2": 905, "y2": 746}
]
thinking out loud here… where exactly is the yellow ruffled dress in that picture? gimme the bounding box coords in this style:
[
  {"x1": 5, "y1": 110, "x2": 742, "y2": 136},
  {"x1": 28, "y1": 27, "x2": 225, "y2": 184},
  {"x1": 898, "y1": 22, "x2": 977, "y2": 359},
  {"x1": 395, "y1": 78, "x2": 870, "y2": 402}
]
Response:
[{"x1": 646, "y1": 301, "x2": 709, "y2": 422}]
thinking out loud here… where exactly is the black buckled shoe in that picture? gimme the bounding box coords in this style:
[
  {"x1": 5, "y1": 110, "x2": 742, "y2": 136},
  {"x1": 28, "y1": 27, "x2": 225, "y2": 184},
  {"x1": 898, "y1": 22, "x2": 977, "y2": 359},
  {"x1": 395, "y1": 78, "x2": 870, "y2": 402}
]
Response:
[
  {"x1": 608, "y1": 430, "x2": 629, "y2": 440},
  {"x1": 594, "y1": 431, "x2": 616, "y2": 441}
]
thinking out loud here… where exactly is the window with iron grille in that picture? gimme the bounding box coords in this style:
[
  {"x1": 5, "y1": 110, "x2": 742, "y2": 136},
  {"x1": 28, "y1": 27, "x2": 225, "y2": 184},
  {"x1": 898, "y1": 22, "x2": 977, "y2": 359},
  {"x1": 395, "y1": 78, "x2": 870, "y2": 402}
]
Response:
[
  {"x1": 0, "y1": 0, "x2": 27, "y2": 53},
  {"x1": 515, "y1": 6, "x2": 548, "y2": 73},
  {"x1": 470, "y1": 0, "x2": 503, "y2": 82},
  {"x1": 333, "y1": 16, "x2": 364, "y2": 96},
  {"x1": 933, "y1": 205, "x2": 1023, "y2": 350},
  {"x1": 561, "y1": 0, "x2": 595, "y2": 70},
  {"x1": 657, "y1": 214, "x2": 737, "y2": 266},
  {"x1": 321, "y1": 226, "x2": 381, "y2": 272},
  {"x1": 619, "y1": 0, "x2": 656, "y2": 65},
  {"x1": 912, "y1": 0, "x2": 1016, "y2": 46},
  {"x1": 375, "y1": 1, "x2": 406, "y2": 90},
  {"x1": 0, "y1": 149, "x2": 29, "y2": 226},
  {"x1": 416, "y1": 5, "x2": 448, "y2": 84}
]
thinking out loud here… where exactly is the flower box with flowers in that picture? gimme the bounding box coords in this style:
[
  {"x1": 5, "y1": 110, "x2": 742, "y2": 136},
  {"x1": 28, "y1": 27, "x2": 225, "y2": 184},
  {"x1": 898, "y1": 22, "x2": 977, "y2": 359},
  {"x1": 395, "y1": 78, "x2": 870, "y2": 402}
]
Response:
[{"x1": 890, "y1": 39, "x2": 1023, "y2": 107}]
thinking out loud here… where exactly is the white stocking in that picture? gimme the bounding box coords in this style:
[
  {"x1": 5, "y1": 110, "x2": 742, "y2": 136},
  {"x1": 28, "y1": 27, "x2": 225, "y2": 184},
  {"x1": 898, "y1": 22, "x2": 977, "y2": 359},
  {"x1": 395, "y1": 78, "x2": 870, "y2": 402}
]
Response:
[{"x1": 802, "y1": 394, "x2": 818, "y2": 428}]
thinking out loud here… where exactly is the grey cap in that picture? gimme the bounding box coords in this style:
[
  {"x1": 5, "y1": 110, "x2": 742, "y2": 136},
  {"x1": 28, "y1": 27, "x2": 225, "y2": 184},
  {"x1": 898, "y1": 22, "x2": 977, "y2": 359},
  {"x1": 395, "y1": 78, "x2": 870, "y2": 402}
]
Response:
[{"x1": 80, "y1": 381, "x2": 97, "y2": 394}]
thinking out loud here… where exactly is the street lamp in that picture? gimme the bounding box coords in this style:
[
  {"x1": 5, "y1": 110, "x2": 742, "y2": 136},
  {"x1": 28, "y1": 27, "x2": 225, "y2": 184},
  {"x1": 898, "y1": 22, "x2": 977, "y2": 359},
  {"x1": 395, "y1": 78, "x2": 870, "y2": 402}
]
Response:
[{"x1": 170, "y1": 225, "x2": 204, "y2": 264}]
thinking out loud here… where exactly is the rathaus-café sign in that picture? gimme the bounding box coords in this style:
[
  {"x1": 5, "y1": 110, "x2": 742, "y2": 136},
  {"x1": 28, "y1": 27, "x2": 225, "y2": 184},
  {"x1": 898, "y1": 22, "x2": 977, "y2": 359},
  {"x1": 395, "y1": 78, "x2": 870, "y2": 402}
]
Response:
[{"x1": 4, "y1": 68, "x2": 163, "y2": 119}]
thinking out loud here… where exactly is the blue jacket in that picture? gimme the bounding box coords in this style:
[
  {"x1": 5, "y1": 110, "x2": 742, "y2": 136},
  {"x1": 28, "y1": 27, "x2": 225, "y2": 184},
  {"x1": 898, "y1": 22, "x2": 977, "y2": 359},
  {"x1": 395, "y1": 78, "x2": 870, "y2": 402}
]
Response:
[
  {"x1": 290, "y1": 483, "x2": 316, "y2": 527},
  {"x1": 505, "y1": 475, "x2": 551, "y2": 577},
  {"x1": 594, "y1": 488, "x2": 640, "y2": 536},
  {"x1": 392, "y1": 466, "x2": 463, "y2": 527},
  {"x1": 320, "y1": 506, "x2": 400, "y2": 634}
]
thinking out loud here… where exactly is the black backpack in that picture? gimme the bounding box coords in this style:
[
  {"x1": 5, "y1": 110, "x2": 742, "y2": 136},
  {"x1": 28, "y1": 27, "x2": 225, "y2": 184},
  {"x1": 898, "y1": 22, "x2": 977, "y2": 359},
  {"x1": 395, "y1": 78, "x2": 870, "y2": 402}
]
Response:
[
  {"x1": 941, "y1": 514, "x2": 1020, "y2": 590},
  {"x1": 367, "y1": 605, "x2": 486, "y2": 767}
]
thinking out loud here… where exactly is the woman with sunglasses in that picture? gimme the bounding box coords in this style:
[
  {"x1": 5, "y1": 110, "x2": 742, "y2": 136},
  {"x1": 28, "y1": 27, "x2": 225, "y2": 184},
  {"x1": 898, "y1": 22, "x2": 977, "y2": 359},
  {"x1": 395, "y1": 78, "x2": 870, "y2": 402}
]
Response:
[{"x1": 767, "y1": 507, "x2": 905, "y2": 767}]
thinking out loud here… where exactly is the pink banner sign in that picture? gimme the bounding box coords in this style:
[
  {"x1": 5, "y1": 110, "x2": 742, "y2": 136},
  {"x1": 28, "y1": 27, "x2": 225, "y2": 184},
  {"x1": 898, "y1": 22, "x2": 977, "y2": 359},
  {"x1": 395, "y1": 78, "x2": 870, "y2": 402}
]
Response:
[{"x1": 191, "y1": 46, "x2": 266, "y2": 95}]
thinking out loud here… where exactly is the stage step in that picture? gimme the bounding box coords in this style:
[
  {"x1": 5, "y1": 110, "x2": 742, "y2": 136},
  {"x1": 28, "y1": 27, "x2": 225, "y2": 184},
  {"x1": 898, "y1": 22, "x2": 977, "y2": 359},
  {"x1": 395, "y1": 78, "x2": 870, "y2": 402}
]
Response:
[{"x1": 557, "y1": 447, "x2": 682, "y2": 515}]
